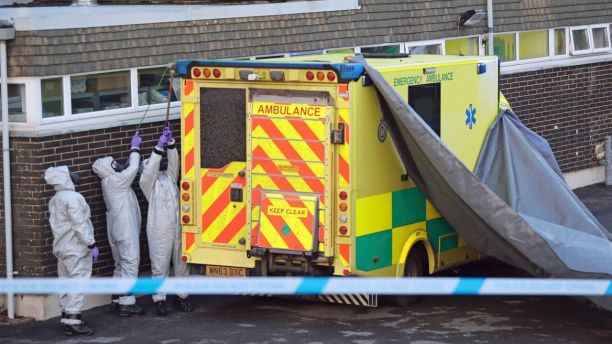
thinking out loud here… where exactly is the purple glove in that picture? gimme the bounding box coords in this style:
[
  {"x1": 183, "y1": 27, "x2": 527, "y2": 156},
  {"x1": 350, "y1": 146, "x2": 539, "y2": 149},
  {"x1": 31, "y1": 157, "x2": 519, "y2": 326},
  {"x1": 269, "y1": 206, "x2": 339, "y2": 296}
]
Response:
[
  {"x1": 131, "y1": 132, "x2": 142, "y2": 149},
  {"x1": 163, "y1": 125, "x2": 173, "y2": 142},
  {"x1": 90, "y1": 246, "x2": 99, "y2": 263},
  {"x1": 157, "y1": 125, "x2": 173, "y2": 147}
]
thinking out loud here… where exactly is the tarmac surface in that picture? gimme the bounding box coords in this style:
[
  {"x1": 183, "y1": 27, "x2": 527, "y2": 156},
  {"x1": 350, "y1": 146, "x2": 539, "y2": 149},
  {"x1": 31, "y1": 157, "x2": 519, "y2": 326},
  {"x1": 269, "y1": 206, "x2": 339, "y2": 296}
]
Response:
[{"x1": 0, "y1": 183, "x2": 611, "y2": 343}]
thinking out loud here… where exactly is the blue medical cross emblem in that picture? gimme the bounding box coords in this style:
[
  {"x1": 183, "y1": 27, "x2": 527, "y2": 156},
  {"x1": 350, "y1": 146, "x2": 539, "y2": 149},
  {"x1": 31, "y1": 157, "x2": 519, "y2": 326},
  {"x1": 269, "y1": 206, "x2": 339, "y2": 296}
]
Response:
[{"x1": 465, "y1": 104, "x2": 476, "y2": 129}]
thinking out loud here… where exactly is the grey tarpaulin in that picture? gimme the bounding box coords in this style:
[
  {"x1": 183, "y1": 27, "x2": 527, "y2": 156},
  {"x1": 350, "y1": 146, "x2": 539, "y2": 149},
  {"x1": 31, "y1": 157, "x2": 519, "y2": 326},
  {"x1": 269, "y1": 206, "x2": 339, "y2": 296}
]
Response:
[{"x1": 352, "y1": 55, "x2": 612, "y2": 311}]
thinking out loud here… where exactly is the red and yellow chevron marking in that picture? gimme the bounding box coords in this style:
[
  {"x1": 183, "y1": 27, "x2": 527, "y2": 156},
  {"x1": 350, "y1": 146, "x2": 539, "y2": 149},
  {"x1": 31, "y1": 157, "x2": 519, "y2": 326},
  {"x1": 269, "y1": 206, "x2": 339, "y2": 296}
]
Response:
[
  {"x1": 184, "y1": 232, "x2": 196, "y2": 253},
  {"x1": 200, "y1": 163, "x2": 247, "y2": 245},
  {"x1": 338, "y1": 243, "x2": 350, "y2": 266},
  {"x1": 255, "y1": 193, "x2": 318, "y2": 251},
  {"x1": 337, "y1": 107, "x2": 350, "y2": 187},
  {"x1": 183, "y1": 79, "x2": 194, "y2": 97},
  {"x1": 182, "y1": 102, "x2": 196, "y2": 178}
]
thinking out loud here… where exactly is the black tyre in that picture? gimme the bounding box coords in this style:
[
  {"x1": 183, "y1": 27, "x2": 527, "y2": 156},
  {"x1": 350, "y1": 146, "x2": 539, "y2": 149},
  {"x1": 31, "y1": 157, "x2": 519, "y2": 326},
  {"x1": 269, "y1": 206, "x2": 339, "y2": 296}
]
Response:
[{"x1": 385, "y1": 247, "x2": 426, "y2": 307}]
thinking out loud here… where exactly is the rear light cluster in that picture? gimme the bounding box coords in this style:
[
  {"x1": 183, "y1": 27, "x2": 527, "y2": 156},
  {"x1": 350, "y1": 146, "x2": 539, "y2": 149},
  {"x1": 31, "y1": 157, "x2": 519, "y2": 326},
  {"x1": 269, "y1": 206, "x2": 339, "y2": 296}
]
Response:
[
  {"x1": 305, "y1": 70, "x2": 337, "y2": 82},
  {"x1": 338, "y1": 190, "x2": 349, "y2": 236},
  {"x1": 193, "y1": 68, "x2": 222, "y2": 79},
  {"x1": 181, "y1": 180, "x2": 193, "y2": 224}
]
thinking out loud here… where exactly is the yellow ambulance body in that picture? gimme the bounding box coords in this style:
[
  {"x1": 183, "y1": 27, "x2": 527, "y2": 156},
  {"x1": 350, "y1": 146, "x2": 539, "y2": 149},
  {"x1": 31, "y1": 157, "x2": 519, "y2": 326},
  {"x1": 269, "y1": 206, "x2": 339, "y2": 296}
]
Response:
[{"x1": 176, "y1": 54, "x2": 500, "y2": 286}]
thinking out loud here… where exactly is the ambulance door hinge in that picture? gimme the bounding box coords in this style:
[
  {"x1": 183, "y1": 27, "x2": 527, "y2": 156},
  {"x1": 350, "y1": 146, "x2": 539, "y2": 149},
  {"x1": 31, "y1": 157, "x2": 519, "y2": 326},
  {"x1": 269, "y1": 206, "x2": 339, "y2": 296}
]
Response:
[
  {"x1": 362, "y1": 74, "x2": 373, "y2": 87},
  {"x1": 331, "y1": 123, "x2": 345, "y2": 144}
]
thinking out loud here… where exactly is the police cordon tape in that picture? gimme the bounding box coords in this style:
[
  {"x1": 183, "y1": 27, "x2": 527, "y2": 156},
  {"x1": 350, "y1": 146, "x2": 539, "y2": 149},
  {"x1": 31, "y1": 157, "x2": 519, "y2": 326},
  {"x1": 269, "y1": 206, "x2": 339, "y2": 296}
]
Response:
[{"x1": 1, "y1": 277, "x2": 612, "y2": 296}]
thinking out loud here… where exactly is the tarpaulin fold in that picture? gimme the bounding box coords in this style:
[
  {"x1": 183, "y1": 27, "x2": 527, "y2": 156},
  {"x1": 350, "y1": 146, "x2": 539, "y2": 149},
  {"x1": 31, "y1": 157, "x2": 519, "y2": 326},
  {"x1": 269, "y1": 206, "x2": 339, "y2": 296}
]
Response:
[{"x1": 353, "y1": 55, "x2": 612, "y2": 311}]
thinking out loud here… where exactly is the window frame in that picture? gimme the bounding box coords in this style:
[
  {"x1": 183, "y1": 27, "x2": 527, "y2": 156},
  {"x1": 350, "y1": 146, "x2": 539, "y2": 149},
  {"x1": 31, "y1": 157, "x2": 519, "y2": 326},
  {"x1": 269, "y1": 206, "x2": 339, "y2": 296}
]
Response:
[
  {"x1": 570, "y1": 25, "x2": 593, "y2": 55},
  {"x1": 550, "y1": 27, "x2": 570, "y2": 59},
  {"x1": 516, "y1": 29, "x2": 550, "y2": 63},
  {"x1": 404, "y1": 39, "x2": 445, "y2": 55},
  {"x1": 444, "y1": 35, "x2": 482, "y2": 56},
  {"x1": 590, "y1": 24, "x2": 611, "y2": 53},
  {"x1": 356, "y1": 43, "x2": 406, "y2": 54}
]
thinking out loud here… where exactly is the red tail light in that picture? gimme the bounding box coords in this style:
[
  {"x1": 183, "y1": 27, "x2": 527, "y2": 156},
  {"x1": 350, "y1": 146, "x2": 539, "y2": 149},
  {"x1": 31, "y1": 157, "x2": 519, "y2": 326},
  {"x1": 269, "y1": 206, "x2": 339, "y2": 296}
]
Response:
[
  {"x1": 182, "y1": 215, "x2": 190, "y2": 223},
  {"x1": 193, "y1": 68, "x2": 201, "y2": 77},
  {"x1": 339, "y1": 191, "x2": 347, "y2": 200},
  {"x1": 343, "y1": 269, "x2": 350, "y2": 276},
  {"x1": 213, "y1": 69, "x2": 221, "y2": 78},
  {"x1": 182, "y1": 182, "x2": 190, "y2": 190},
  {"x1": 339, "y1": 226, "x2": 348, "y2": 235},
  {"x1": 327, "y1": 72, "x2": 336, "y2": 81},
  {"x1": 181, "y1": 255, "x2": 188, "y2": 263},
  {"x1": 306, "y1": 71, "x2": 315, "y2": 80}
]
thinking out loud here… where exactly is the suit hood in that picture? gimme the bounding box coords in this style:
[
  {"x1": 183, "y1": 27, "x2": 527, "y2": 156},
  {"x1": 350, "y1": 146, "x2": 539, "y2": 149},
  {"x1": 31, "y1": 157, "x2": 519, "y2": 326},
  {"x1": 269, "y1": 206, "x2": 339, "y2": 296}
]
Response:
[{"x1": 44, "y1": 165, "x2": 75, "y2": 191}]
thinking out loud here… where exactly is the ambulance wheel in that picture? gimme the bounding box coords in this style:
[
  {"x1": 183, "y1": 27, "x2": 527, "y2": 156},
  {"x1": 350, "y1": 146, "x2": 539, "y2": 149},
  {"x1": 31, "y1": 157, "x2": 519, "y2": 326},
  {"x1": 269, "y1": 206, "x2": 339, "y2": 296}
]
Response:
[{"x1": 386, "y1": 246, "x2": 426, "y2": 307}]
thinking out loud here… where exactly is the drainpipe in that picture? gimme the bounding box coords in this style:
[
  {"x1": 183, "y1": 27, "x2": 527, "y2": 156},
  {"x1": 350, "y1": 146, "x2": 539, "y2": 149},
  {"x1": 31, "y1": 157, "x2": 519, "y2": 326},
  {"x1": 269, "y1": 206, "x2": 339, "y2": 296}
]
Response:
[
  {"x1": 0, "y1": 21, "x2": 15, "y2": 320},
  {"x1": 605, "y1": 136, "x2": 612, "y2": 186},
  {"x1": 487, "y1": 0, "x2": 494, "y2": 56}
]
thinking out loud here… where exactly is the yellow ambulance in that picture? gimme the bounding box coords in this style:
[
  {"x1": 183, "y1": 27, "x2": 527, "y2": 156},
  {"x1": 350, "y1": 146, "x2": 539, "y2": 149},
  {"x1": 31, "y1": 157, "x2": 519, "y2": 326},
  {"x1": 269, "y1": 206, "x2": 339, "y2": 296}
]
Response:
[{"x1": 175, "y1": 53, "x2": 500, "y2": 305}]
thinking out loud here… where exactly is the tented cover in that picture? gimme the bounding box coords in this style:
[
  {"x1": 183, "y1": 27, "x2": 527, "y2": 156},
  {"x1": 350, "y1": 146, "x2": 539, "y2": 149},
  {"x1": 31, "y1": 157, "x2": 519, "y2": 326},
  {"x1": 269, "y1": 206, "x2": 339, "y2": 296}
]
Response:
[{"x1": 353, "y1": 56, "x2": 612, "y2": 311}]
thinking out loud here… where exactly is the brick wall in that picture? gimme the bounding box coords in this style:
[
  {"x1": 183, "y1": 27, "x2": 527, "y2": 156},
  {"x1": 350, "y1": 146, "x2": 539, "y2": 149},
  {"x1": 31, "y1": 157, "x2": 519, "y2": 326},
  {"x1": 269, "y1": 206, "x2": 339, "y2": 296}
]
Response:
[
  {"x1": 500, "y1": 61, "x2": 612, "y2": 173},
  {"x1": 0, "y1": 120, "x2": 177, "y2": 277}
]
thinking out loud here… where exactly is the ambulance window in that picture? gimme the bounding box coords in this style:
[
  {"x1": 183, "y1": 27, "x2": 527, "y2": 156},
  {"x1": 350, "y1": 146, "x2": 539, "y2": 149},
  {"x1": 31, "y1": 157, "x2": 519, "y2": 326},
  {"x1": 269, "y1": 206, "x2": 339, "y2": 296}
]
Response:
[
  {"x1": 200, "y1": 88, "x2": 246, "y2": 168},
  {"x1": 408, "y1": 83, "x2": 441, "y2": 136}
]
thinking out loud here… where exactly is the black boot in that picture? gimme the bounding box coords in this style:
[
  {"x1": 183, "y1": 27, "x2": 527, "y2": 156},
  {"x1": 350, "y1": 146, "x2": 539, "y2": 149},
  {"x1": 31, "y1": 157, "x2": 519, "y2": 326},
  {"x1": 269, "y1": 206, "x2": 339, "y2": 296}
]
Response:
[
  {"x1": 118, "y1": 303, "x2": 146, "y2": 316},
  {"x1": 155, "y1": 300, "x2": 168, "y2": 316},
  {"x1": 110, "y1": 295, "x2": 119, "y2": 313},
  {"x1": 174, "y1": 296, "x2": 194, "y2": 312},
  {"x1": 63, "y1": 314, "x2": 94, "y2": 336}
]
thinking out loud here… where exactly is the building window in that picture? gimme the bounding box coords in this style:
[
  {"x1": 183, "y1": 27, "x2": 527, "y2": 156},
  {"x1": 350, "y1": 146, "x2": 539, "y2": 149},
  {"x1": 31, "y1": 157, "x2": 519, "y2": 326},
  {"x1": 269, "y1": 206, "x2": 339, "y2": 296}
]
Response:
[
  {"x1": 591, "y1": 25, "x2": 611, "y2": 52},
  {"x1": 553, "y1": 28, "x2": 567, "y2": 56},
  {"x1": 360, "y1": 44, "x2": 402, "y2": 54},
  {"x1": 325, "y1": 48, "x2": 355, "y2": 54},
  {"x1": 406, "y1": 42, "x2": 442, "y2": 55},
  {"x1": 570, "y1": 26, "x2": 591, "y2": 54},
  {"x1": 41, "y1": 78, "x2": 63, "y2": 118},
  {"x1": 445, "y1": 37, "x2": 479, "y2": 56},
  {"x1": 519, "y1": 30, "x2": 548, "y2": 60},
  {"x1": 490, "y1": 33, "x2": 517, "y2": 62},
  {"x1": 137, "y1": 67, "x2": 179, "y2": 106},
  {"x1": 0, "y1": 84, "x2": 26, "y2": 123},
  {"x1": 70, "y1": 71, "x2": 130, "y2": 114}
]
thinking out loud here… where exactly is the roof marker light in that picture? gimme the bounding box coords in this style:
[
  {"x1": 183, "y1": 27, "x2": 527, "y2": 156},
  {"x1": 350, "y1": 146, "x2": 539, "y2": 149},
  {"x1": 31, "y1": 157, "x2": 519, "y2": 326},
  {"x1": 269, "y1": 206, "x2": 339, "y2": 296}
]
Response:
[
  {"x1": 316, "y1": 71, "x2": 325, "y2": 81},
  {"x1": 193, "y1": 68, "x2": 201, "y2": 77},
  {"x1": 306, "y1": 71, "x2": 315, "y2": 80},
  {"x1": 203, "y1": 68, "x2": 211, "y2": 78},
  {"x1": 213, "y1": 69, "x2": 221, "y2": 78}
]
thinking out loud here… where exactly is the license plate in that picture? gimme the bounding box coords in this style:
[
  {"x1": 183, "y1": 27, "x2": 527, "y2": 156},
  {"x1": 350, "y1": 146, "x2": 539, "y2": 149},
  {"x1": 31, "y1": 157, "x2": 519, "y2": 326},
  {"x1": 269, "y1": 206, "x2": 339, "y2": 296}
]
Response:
[{"x1": 205, "y1": 265, "x2": 247, "y2": 277}]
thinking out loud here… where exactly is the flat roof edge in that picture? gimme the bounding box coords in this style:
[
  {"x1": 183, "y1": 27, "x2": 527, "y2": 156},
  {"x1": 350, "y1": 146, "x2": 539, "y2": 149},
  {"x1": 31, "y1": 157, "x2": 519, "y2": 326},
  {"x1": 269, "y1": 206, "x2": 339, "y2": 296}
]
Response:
[{"x1": 1, "y1": 0, "x2": 360, "y2": 31}]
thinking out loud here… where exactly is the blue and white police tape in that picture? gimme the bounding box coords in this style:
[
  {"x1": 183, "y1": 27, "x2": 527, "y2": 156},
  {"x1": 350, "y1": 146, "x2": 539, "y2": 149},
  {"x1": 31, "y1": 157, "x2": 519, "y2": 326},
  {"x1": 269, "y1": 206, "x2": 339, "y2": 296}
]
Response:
[{"x1": 1, "y1": 277, "x2": 611, "y2": 296}]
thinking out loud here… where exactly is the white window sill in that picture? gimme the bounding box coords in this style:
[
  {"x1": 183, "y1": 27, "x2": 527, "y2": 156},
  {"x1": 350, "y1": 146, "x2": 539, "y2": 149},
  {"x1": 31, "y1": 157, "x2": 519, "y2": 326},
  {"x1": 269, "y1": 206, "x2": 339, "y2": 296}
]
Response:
[{"x1": 5, "y1": 105, "x2": 180, "y2": 138}]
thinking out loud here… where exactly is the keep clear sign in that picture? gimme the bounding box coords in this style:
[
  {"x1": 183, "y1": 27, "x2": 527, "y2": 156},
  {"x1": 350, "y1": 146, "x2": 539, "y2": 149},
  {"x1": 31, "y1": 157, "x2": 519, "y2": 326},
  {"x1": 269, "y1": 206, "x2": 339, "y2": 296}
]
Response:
[{"x1": 252, "y1": 102, "x2": 326, "y2": 119}]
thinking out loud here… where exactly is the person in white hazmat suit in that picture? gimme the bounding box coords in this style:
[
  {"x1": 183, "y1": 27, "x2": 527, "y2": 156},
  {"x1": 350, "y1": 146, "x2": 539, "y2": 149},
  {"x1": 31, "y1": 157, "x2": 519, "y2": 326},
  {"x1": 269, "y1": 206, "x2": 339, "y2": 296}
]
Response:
[
  {"x1": 140, "y1": 125, "x2": 194, "y2": 316},
  {"x1": 92, "y1": 132, "x2": 145, "y2": 317},
  {"x1": 44, "y1": 165, "x2": 98, "y2": 336}
]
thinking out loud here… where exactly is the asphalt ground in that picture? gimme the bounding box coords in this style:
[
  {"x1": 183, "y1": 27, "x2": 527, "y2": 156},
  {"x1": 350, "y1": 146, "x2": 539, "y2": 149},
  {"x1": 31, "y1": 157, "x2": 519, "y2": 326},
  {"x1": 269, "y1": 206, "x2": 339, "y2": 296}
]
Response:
[{"x1": 1, "y1": 183, "x2": 611, "y2": 343}]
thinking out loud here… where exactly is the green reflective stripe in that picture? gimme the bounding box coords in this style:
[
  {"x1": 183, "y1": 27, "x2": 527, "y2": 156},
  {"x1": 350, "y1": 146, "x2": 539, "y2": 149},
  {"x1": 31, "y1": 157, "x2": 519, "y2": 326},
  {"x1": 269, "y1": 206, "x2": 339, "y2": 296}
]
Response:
[
  {"x1": 356, "y1": 229, "x2": 392, "y2": 271},
  {"x1": 426, "y1": 217, "x2": 458, "y2": 252},
  {"x1": 392, "y1": 187, "x2": 426, "y2": 227}
]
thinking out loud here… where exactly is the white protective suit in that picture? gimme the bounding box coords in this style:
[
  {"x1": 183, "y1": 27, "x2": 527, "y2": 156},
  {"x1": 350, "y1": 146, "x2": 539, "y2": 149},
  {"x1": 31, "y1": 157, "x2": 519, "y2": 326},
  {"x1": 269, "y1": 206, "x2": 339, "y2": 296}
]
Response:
[
  {"x1": 139, "y1": 142, "x2": 189, "y2": 302},
  {"x1": 92, "y1": 152, "x2": 141, "y2": 306},
  {"x1": 44, "y1": 166, "x2": 95, "y2": 321}
]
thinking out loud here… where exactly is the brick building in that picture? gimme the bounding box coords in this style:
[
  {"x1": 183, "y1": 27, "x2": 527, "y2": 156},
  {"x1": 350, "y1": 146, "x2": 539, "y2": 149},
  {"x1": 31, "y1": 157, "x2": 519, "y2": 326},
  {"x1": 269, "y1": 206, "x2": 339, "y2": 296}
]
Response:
[{"x1": 0, "y1": 0, "x2": 611, "y2": 319}]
